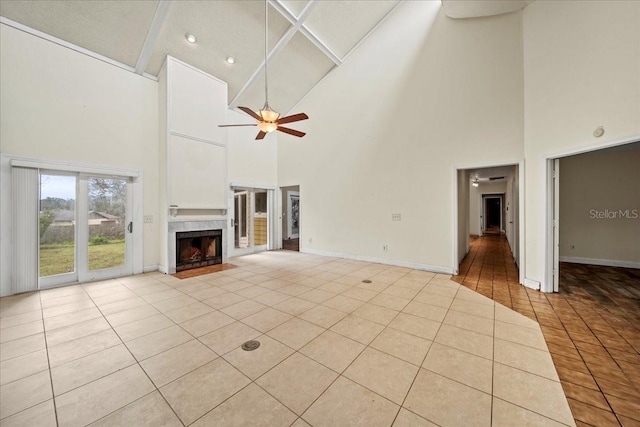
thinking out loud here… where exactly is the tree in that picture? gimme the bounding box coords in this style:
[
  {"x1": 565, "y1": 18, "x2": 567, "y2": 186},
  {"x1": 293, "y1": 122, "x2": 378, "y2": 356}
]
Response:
[
  {"x1": 89, "y1": 178, "x2": 126, "y2": 218},
  {"x1": 40, "y1": 197, "x2": 73, "y2": 210},
  {"x1": 39, "y1": 210, "x2": 57, "y2": 239}
]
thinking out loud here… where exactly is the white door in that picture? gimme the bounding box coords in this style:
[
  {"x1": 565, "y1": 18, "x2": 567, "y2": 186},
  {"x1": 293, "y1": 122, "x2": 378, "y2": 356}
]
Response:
[
  {"x1": 39, "y1": 172, "x2": 133, "y2": 288},
  {"x1": 287, "y1": 191, "x2": 300, "y2": 239}
]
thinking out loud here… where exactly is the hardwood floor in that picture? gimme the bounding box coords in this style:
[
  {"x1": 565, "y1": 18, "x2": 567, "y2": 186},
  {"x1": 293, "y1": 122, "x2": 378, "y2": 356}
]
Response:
[
  {"x1": 282, "y1": 238, "x2": 299, "y2": 252},
  {"x1": 454, "y1": 234, "x2": 640, "y2": 426},
  {"x1": 173, "y1": 263, "x2": 237, "y2": 279}
]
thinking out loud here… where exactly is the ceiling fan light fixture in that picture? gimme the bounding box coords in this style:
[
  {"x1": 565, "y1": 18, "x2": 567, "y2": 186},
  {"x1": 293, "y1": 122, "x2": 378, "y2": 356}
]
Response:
[
  {"x1": 216, "y1": 0, "x2": 308, "y2": 140},
  {"x1": 259, "y1": 109, "x2": 280, "y2": 123},
  {"x1": 257, "y1": 121, "x2": 278, "y2": 133}
]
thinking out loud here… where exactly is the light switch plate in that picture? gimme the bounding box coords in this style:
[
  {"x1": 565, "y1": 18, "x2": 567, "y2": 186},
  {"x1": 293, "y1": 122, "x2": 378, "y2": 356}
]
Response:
[{"x1": 144, "y1": 215, "x2": 153, "y2": 224}]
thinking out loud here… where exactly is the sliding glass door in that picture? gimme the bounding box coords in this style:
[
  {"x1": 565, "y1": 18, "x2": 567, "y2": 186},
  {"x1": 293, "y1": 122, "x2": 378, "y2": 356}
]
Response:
[
  {"x1": 234, "y1": 191, "x2": 249, "y2": 249},
  {"x1": 39, "y1": 173, "x2": 77, "y2": 286},
  {"x1": 39, "y1": 172, "x2": 133, "y2": 288},
  {"x1": 86, "y1": 177, "x2": 127, "y2": 271},
  {"x1": 231, "y1": 187, "x2": 273, "y2": 257}
]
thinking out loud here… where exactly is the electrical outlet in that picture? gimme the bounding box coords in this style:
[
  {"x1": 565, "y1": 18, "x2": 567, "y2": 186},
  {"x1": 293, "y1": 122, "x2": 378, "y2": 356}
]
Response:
[
  {"x1": 392, "y1": 213, "x2": 401, "y2": 221},
  {"x1": 383, "y1": 244, "x2": 388, "y2": 252},
  {"x1": 144, "y1": 215, "x2": 153, "y2": 224}
]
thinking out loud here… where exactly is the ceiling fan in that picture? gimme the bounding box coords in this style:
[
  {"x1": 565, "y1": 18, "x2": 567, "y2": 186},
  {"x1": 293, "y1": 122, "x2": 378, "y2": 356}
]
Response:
[{"x1": 218, "y1": 1, "x2": 309, "y2": 140}]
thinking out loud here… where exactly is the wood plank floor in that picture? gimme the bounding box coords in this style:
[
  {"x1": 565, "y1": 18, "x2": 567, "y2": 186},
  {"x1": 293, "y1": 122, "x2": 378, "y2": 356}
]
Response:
[
  {"x1": 454, "y1": 234, "x2": 640, "y2": 427},
  {"x1": 282, "y1": 238, "x2": 299, "y2": 252}
]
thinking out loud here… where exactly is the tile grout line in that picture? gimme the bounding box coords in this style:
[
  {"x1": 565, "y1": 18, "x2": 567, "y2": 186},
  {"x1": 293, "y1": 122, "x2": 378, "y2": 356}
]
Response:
[
  {"x1": 184, "y1": 268, "x2": 406, "y2": 425},
  {"x1": 76, "y1": 280, "x2": 188, "y2": 426},
  {"x1": 490, "y1": 295, "x2": 496, "y2": 427},
  {"x1": 124, "y1": 266, "x2": 393, "y2": 425},
  {"x1": 39, "y1": 291, "x2": 61, "y2": 427},
  {"x1": 390, "y1": 276, "x2": 460, "y2": 426}
]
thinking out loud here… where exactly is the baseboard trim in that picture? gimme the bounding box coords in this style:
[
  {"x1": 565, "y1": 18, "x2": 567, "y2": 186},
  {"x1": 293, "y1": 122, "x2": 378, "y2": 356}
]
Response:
[
  {"x1": 523, "y1": 278, "x2": 541, "y2": 290},
  {"x1": 157, "y1": 265, "x2": 168, "y2": 274},
  {"x1": 143, "y1": 265, "x2": 159, "y2": 273},
  {"x1": 301, "y1": 248, "x2": 454, "y2": 275},
  {"x1": 559, "y1": 257, "x2": 640, "y2": 269}
]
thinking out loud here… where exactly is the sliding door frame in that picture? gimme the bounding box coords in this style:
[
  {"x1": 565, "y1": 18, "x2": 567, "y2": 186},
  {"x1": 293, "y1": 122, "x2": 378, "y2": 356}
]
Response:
[
  {"x1": 228, "y1": 182, "x2": 277, "y2": 258},
  {"x1": 0, "y1": 154, "x2": 143, "y2": 295}
]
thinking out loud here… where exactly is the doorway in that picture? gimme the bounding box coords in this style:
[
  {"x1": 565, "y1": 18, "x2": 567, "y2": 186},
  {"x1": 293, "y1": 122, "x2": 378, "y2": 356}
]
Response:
[
  {"x1": 546, "y1": 140, "x2": 640, "y2": 293},
  {"x1": 39, "y1": 172, "x2": 134, "y2": 288},
  {"x1": 287, "y1": 191, "x2": 300, "y2": 239},
  {"x1": 455, "y1": 163, "x2": 523, "y2": 283},
  {"x1": 281, "y1": 185, "x2": 300, "y2": 251},
  {"x1": 483, "y1": 195, "x2": 503, "y2": 234},
  {"x1": 230, "y1": 187, "x2": 273, "y2": 257}
]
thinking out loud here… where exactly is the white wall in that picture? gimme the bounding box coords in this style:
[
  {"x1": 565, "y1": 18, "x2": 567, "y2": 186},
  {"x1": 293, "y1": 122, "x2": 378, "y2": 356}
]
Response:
[
  {"x1": 0, "y1": 24, "x2": 160, "y2": 275},
  {"x1": 523, "y1": 1, "x2": 640, "y2": 290},
  {"x1": 559, "y1": 148, "x2": 640, "y2": 266},
  {"x1": 278, "y1": 1, "x2": 524, "y2": 272}
]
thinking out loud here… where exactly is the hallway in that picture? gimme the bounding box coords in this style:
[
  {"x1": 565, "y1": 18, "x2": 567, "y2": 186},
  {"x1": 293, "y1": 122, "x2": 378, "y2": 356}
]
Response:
[{"x1": 454, "y1": 235, "x2": 640, "y2": 426}]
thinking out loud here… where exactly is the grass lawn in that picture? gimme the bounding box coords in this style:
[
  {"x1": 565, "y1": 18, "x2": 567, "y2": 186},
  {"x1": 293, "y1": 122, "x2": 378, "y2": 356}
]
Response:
[{"x1": 40, "y1": 240, "x2": 125, "y2": 276}]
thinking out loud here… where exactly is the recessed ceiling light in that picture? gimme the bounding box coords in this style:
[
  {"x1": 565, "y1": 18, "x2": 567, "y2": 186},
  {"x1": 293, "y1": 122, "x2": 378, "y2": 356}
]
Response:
[
  {"x1": 185, "y1": 33, "x2": 197, "y2": 44},
  {"x1": 226, "y1": 56, "x2": 235, "y2": 64}
]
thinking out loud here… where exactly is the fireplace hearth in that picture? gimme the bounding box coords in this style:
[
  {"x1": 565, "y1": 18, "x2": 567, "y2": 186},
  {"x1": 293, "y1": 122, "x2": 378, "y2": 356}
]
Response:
[{"x1": 175, "y1": 229, "x2": 222, "y2": 272}]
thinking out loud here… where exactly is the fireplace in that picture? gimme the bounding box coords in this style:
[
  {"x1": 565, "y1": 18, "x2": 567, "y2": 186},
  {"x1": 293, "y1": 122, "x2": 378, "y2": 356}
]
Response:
[{"x1": 175, "y1": 229, "x2": 222, "y2": 272}]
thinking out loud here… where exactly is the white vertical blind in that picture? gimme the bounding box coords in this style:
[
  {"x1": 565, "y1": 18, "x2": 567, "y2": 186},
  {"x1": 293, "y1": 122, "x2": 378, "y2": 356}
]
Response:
[{"x1": 12, "y1": 167, "x2": 39, "y2": 294}]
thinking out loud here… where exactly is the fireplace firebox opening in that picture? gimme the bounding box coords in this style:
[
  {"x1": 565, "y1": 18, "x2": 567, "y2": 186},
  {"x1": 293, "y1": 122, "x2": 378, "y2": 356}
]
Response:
[{"x1": 175, "y1": 229, "x2": 222, "y2": 272}]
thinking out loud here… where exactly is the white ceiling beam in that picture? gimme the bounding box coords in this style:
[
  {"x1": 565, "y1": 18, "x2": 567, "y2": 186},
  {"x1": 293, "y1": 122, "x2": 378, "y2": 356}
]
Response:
[
  {"x1": 134, "y1": 0, "x2": 172, "y2": 75},
  {"x1": 299, "y1": 26, "x2": 342, "y2": 65},
  {"x1": 229, "y1": 0, "x2": 318, "y2": 109},
  {"x1": 287, "y1": 0, "x2": 403, "y2": 113},
  {"x1": 268, "y1": 0, "x2": 300, "y2": 25},
  {"x1": 270, "y1": 0, "x2": 342, "y2": 65}
]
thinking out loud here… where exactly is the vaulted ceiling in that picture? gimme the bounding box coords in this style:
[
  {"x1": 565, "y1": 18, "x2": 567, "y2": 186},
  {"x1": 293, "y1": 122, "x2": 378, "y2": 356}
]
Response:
[
  {"x1": 1, "y1": 0, "x2": 535, "y2": 115},
  {"x1": 0, "y1": 0, "x2": 401, "y2": 115}
]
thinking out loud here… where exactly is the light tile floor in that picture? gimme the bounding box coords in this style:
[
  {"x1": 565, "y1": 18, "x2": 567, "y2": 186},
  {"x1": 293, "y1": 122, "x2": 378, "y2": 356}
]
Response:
[
  {"x1": 455, "y1": 235, "x2": 640, "y2": 426},
  {"x1": 0, "y1": 251, "x2": 575, "y2": 426}
]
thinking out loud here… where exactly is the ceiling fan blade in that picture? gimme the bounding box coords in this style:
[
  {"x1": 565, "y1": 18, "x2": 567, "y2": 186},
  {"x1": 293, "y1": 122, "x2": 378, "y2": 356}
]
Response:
[
  {"x1": 277, "y1": 112, "x2": 309, "y2": 125},
  {"x1": 256, "y1": 131, "x2": 267, "y2": 140},
  {"x1": 277, "y1": 126, "x2": 306, "y2": 138},
  {"x1": 238, "y1": 106, "x2": 262, "y2": 121},
  {"x1": 218, "y1": 124, "x2": 257, "y2": 127}
]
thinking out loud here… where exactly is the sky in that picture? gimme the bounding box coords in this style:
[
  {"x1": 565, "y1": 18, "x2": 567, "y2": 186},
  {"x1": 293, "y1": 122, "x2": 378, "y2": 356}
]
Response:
[{"x1": 40, "y1": 174, "x2": 76, "y2": 200}]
